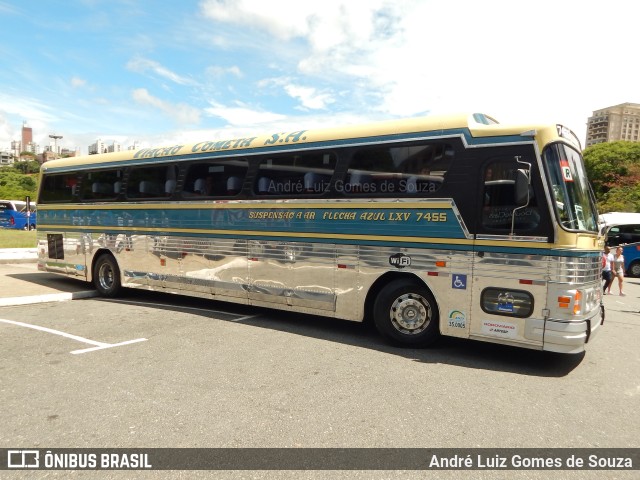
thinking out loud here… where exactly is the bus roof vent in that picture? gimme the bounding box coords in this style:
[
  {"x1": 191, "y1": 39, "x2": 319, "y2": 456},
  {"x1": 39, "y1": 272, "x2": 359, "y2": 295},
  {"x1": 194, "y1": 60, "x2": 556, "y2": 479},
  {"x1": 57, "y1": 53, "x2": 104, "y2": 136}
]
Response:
[
  {"x1": 520, "y1": 129, "x2": 537, "y2": 137},
  {"x1": 472, "y1": 113, "x2": 499, "y2": 125}
]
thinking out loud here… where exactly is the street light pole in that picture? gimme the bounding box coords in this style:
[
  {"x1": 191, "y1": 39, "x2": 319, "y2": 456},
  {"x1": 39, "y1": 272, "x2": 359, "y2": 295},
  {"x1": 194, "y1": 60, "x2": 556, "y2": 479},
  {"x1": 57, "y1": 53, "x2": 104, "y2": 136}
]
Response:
[{"x1": 49, "y1": 134, "x2": 62, "y2": 158}]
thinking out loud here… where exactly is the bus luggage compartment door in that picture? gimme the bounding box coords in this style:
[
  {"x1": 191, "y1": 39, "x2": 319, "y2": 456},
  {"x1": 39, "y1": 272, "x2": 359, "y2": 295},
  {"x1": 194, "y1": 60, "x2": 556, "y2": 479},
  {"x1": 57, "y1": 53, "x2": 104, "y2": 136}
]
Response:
[
  {"x1": 248, "y1": 240, "x2": 336, "y2": 311},
  {"x1": 469, "y1": 251, "x2": 546, "y2": 348}
]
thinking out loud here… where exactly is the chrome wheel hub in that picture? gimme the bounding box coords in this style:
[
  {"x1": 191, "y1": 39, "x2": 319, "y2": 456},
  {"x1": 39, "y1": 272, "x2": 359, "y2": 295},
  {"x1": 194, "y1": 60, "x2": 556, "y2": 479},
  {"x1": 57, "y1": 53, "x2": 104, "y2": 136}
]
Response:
[
  {"x1": 98, "y1": 264, "x2": 114, "y2": 290},
  {"x1": 390, "y1": 293, "x2": 430, "y2": 334}
]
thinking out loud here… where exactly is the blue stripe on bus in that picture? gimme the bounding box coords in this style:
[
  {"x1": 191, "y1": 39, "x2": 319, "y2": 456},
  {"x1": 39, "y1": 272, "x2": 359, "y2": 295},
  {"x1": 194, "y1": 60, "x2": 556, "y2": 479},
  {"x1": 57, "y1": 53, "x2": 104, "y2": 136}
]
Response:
[{"x1": 38, "y1": 206, "x2": 467, "y2": 239}]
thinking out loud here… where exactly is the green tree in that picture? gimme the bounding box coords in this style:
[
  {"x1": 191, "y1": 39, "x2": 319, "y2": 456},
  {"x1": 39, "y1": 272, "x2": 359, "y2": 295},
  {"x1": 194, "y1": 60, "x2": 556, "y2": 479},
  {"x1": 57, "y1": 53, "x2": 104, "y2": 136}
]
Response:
[
  {"x1": 13, "y1": 160, "x2": 41, "y2": 174},
  {"x1": 583, "y1": 141, "x2": 640, "y2": 213},
  {"x1": 0, "y1": 169, "x2": 38, "y2": 200}
]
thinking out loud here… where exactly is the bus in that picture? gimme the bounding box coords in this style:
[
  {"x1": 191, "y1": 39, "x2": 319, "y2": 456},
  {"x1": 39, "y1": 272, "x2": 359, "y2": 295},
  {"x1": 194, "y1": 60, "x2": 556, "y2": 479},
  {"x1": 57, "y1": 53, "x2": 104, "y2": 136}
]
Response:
[
  {"x1": 36, "y1": 113, "x2": 604, "y2": 354},
  {"x1": 0, "y1": 199, "x2": 37, "y2": 230},
  {"x1": 599, "y1": 212, "x2": 640, "y2": 277}
]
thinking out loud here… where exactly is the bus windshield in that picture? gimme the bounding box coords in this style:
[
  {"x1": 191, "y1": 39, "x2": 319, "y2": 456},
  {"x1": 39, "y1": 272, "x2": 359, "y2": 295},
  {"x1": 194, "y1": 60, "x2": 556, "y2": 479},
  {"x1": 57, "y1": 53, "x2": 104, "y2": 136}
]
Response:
[{"x1": 544, "y1": 143, "x2": 598, "y2": 233}]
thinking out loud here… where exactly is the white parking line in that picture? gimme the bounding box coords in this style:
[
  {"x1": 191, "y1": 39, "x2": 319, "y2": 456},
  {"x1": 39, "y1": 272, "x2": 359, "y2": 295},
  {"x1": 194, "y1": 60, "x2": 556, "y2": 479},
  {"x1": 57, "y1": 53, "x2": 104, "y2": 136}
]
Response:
[
  {"x1": 0, "y1": 318, "x2": 147, "y2": 355},
  {"x1": 70, "y1": 338, "x2": 147, "y2": 355}
]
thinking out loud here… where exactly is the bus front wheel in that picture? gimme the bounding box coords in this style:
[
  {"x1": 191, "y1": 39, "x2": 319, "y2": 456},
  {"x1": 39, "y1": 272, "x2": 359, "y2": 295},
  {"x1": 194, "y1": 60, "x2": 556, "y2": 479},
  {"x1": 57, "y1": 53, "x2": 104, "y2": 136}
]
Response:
[
  {"x1": 93, "y1": 254, "x2": 122, "y2": 297},
  {"x1": 373, "y1": 279, "x2": 440, "y2": 347}
]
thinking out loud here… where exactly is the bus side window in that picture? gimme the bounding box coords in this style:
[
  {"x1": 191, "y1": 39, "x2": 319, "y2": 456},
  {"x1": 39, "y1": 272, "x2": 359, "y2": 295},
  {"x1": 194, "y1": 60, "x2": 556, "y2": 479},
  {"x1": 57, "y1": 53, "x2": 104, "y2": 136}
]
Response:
[
  {"x1": 183, "y1": 159, "x2": 248, "y2": 198},
  {"x1": 253, "y1": 152, "x2": 336, "y2": 197},
  {"x1": 606, "y1": 227, "x2": 621, "y2": 246},
  {"x1": 619, "y1": 225, "x2": 640, "y2": 244},
  {"x1": 80, "y1": 169, "x2": 123, "y2": 201},
  {"x1": 40, "y1": 174, "x2": 80, "y2": 203},
  {"x1": 345, "y1": 142, "x2": 453, "y2": 196},
  {"x1": 127, "y1": 166, "x2": 171, "y2": 199},
  {"x1": 481, "y1": 157, "x2": 540, "y2": 232}
]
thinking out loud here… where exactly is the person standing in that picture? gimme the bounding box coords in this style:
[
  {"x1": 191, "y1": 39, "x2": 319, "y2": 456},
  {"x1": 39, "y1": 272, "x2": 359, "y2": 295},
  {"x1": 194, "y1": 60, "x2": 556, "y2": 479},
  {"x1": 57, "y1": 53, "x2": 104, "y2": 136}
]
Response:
[
  {"x1": 602, "y1": 246, "x2": 614, "y2": 295},
  {"x1": 613, "y1": 246, "x2": 626, "y2": 296}
]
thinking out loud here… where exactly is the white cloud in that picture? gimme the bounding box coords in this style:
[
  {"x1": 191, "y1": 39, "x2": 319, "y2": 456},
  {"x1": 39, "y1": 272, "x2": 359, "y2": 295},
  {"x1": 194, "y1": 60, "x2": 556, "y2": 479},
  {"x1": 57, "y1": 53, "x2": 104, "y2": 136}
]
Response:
[
  {"x1": 0, "y1": 93, "x2": 58, "y2": 124},
  {"x1": 132, "y1": 88, "x2": 201, "y2": 125},
  {"x1": 70, "y1": 77, "x2": 87, "y2": 89},
  {"x1": 204, "y1": 101, "x2": 285, "y2": 126},
  {"x1": 166, "y1": 110, "x2": 378, "y2": 147},
  {"x1": 200, "y1": 0, "x2": 396, "y2": 65},
  {"x1": 0, "y1": 94, "x2": 61, "y2": 149},
  {"x1": 206, "y1": 65, "x2": 243, "y2": 78},
  {"x1": 284, "y1": 84, "x2": 334, "y2": 110},
  {"x1": 0, "y1": 1, "x2": 19, "y2": 15},
  {"x1": 201, "y1": 0, "x2": 321, "y2": 41},
  {"x1": 5, "y1": 0, "x2": 638, "y2": 155},
  {"x1": 200, "y1": 0, "x2": 640, "y2": 144},
  {"x1": 127, "y1": 57, "x2": 198, "y2": 86},
  {"x1": 0, "y1": 112, "x2": 16, "y2": 150}
]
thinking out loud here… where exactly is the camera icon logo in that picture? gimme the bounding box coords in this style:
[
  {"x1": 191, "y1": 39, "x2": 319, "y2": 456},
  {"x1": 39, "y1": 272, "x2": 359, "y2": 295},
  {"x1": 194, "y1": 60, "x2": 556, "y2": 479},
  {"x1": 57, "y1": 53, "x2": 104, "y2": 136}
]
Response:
[{"x1": 7, "y1": 450, "x2": 40, "y2": 469}]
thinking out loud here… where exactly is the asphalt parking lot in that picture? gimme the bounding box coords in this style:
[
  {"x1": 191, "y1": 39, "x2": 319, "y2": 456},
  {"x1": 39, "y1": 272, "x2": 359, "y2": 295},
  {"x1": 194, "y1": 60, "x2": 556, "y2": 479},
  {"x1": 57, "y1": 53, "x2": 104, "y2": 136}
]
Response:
[{"x1": 1, "y1": 260, "x2": 639, "y2": 479}]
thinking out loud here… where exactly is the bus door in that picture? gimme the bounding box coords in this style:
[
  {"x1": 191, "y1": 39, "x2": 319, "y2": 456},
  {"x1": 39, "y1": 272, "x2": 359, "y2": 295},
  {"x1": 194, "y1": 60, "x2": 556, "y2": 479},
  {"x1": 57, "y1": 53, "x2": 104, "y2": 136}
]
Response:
[{"x1": 469, "y1": 153, "x2": 549, "y2": 349}]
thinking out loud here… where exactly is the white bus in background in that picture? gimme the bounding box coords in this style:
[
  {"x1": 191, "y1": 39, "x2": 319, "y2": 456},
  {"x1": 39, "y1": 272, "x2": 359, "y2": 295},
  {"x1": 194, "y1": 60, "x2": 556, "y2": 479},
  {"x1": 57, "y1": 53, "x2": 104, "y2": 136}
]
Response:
[{"x1": 599, "y1": 212, "x2": 640, "y2": 276}]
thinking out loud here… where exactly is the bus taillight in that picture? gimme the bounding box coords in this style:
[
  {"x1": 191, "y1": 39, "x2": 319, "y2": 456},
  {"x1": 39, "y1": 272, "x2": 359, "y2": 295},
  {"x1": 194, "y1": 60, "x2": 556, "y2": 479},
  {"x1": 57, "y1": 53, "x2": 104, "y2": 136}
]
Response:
[{"x1": 557, "y1": 291, "x2": 582, "y2": 315}]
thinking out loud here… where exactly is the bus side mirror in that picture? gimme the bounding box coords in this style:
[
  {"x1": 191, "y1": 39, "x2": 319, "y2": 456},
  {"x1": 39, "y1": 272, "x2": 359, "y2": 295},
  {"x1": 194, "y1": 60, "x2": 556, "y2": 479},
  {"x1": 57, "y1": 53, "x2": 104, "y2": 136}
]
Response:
[{"x1": 515, "y1": 168, "x2": 530, "y2": 206}]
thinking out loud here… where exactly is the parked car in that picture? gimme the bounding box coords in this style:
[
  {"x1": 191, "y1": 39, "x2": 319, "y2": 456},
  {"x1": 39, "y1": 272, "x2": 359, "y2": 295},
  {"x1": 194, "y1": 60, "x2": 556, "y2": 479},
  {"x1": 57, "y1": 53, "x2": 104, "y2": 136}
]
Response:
[{"x1": 0, "y1": 199, "x2": 37, "y2": 230}]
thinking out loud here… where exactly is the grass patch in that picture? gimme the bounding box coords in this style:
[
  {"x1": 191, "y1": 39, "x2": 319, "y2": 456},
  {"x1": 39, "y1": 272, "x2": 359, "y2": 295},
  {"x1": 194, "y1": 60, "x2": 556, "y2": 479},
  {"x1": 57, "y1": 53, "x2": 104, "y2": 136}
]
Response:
[{"x1": 0, "y1": 229, "x2": 37, "y2": 248}]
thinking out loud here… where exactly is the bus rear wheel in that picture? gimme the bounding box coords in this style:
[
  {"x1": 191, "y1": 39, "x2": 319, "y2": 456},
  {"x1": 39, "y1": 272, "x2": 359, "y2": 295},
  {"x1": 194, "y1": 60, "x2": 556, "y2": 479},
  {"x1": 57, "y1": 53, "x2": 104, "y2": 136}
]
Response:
[
  {"x1": 373, "y1": 279, "x2": 440, "y2": 347},
  {"x1": 93, "y1": 254, "x2": 122, "y2": 297}
]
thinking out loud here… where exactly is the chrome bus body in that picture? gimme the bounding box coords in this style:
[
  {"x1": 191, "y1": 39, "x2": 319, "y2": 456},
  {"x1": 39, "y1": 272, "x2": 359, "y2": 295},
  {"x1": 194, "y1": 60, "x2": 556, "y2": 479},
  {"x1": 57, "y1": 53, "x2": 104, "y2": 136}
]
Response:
[{"x1": 36, "y1": 113, "x2": 604, "y2": 353}]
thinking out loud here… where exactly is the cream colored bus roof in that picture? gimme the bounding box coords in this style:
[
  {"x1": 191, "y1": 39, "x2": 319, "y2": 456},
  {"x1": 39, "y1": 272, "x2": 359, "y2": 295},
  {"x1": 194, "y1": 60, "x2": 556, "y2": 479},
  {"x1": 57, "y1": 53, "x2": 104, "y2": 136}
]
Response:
[{"x1": 41, "y1": 113, "x2": 570, "y2": 171}]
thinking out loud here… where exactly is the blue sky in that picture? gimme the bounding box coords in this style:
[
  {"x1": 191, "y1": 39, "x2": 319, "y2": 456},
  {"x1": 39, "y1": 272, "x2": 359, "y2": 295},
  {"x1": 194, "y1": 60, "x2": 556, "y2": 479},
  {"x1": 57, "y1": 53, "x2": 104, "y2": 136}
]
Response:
[{"x1": 1, "y1": 0, "x2": 639, "y2": 154}]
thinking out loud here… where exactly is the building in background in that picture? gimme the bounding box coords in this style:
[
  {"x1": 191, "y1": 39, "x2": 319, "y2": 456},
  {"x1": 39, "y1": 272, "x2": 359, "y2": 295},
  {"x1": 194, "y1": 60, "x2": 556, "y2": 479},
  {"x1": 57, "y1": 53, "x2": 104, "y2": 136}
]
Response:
[
  {"x1": 586, "y1": 102, "x2": 640, "y2": 147},
  {"x1": 21, "y1": 122, "x2": 32, "y2": 148},
  {"x1": 89, "y1": 139, "x2": 138, "y2": 154},
  {"x1": 0, "y1": 151, "x2": 13, "y2": 165},
  {"x1": 41, "y1": 151, "x2": 58, "y2": 163},
  {"x1": 20, "y1": 122, "x2": 37, "y2": 154},
  {"x1": 10, "y1": 140, "x2": 21, "y2": 157},
  {"x1": 6, "y1": 122, "x2": 82, "y2": 162},
  {"x1": 61, "y1": 147, "x2": 80, "y2": 157},
  {"x1": 88, "y1": 138, "x2": 106, "y2": 155}
]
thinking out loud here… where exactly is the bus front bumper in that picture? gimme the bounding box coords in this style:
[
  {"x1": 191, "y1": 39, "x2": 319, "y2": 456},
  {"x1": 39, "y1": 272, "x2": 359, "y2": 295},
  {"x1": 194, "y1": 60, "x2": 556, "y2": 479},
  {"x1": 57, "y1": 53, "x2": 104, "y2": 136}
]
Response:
[{"x1": 542, "y1": 305, "x2": 605, "y2": 354}]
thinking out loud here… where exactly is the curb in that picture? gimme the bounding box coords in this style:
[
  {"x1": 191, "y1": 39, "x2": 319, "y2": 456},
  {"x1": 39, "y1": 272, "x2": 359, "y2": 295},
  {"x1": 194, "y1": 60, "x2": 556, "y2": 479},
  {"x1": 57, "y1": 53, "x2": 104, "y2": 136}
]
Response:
[
  {"x1": 0, "y1": 257, "x2": 37, "y2": 264},
  {"x1": 0, "y1": 248, "x2": 38, "y2": 264},
  {"x1": 0, "y1": 290, "x2": 99, "y2": 307}
]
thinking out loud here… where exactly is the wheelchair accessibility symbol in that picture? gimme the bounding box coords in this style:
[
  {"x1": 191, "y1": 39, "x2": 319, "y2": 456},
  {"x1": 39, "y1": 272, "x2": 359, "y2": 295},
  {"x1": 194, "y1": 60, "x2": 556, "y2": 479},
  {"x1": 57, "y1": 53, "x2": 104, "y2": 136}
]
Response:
[{"x1": 452, "y1": 274, "x2": 467, "y2": 290}]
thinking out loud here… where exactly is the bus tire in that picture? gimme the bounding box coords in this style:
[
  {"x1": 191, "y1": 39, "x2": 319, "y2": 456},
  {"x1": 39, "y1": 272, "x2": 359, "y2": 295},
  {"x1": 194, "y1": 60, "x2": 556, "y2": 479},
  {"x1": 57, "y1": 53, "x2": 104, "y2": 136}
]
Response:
[
  {"x1": 93, "y1": 254, "x2": 122, "y2": 297},
  {"x1": 373, "y1": 279, "x2": 440, "y2": 347},
  {"x1": 628, "y1": 261, "x2": 640, "y2": 278}
]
